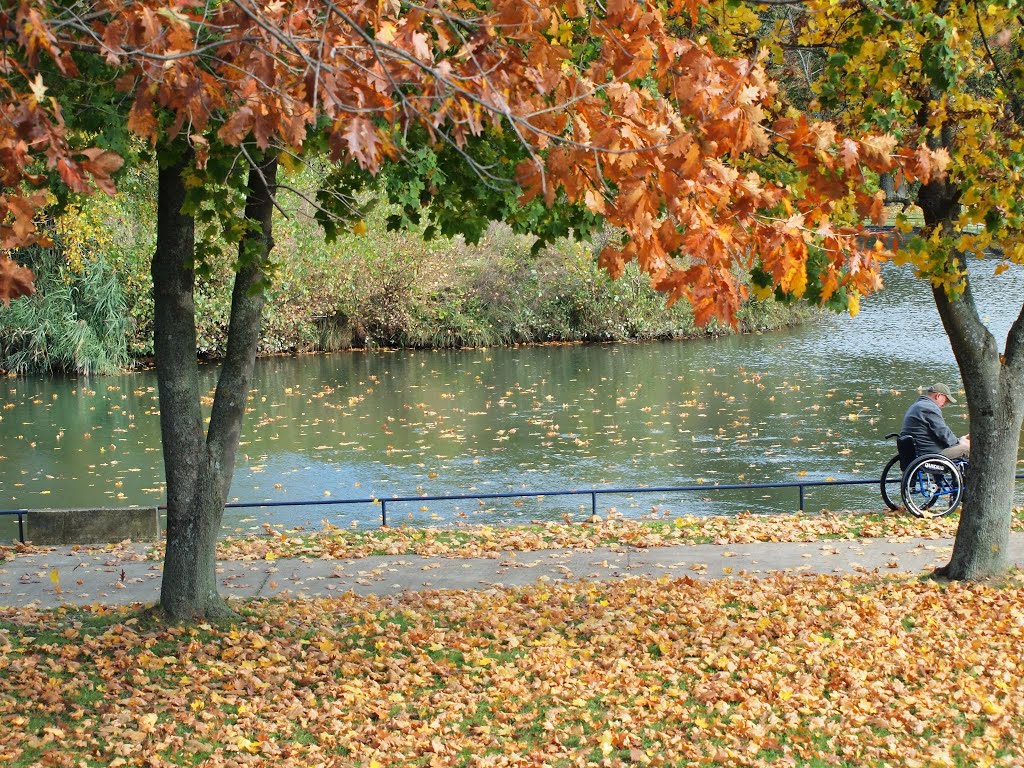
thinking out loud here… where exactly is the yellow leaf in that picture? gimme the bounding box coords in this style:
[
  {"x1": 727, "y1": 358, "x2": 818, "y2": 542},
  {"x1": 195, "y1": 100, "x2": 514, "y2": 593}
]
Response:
[
  {"x1": 995, "y1": 263, "x2": 1009, "y2": 276},
  {"x1": 236, "y1": 736, "x2": 261, "y2": 754},
  {"x1": 352, "y1": 220, "x2": 368, "y2": 236},
  {"x1": 278, "y1": 152, "x2": 299, "y2": 173},
  {"x1": 49, "y1": 568, "x2": 59, "y2": 584},
  {"x1": 982, "y1": 699, "x2": 1003, "y2": 716},
  {"x1": 780, "y1": 240, "x2": 808, "y2": 296}
]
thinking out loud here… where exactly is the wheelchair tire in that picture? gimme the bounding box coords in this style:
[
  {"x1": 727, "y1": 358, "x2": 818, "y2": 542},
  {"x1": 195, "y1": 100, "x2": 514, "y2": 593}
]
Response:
[
  {"x1": 880, "y1": 454, "x2": 902, "y2": 511},
  {"x1": 900, "y1": 454, "x2": 963, "y2": 518}
]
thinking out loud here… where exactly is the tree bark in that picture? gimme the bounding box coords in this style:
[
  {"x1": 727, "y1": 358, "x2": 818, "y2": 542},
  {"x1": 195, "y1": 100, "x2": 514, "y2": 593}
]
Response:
[
  {"x1": 933, "y1": 279, "x2": 1024, "y2": 580},
  {"x1": 913, "y1": 114, "x2": 1024, "y2": 580},
  {"x1": 155, "y1": 149, "x2": 278, "y2": 621}
]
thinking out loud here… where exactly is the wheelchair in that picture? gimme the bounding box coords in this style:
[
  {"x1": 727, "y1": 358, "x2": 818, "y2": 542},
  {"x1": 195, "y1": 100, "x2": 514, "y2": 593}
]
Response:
[{"x1": 880, "y1": 432, "x2": 966, "y2": 518}]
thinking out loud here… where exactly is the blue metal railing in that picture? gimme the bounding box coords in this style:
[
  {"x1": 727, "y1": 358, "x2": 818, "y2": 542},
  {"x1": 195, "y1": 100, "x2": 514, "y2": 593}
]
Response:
[
  {"x1": 374, "y1": 478, "x2": 884, "y2": 527},
  {"x1": 0, "y1": 475, "x2": 891, "y2": 543},
  {"x1": 5, "y1": 473, "x2": 1021, "y2": 544}
]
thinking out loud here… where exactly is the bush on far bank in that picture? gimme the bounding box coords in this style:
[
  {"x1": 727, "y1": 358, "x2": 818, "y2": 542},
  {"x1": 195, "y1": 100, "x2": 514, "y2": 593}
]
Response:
[{"x1": 0, "y1": 166, "x2": 810, "y2": 375}]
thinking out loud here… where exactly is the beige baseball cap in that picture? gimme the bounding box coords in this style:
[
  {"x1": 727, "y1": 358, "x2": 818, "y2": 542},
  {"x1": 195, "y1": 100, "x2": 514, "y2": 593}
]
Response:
[{"x1": 927, "y1": 383, "x2": 957, "y2": 403}]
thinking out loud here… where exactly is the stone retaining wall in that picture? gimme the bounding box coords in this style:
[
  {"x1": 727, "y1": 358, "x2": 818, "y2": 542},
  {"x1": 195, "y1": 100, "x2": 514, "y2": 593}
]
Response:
[{"x1": 27, "y1": 507, "x2": 162, "y2": 545}]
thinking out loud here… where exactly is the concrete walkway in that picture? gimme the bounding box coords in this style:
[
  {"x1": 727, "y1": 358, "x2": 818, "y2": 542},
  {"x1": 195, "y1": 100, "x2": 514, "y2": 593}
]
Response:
[{"x1": 3, "y1": 534, "x2": 1023, "y2": 609}]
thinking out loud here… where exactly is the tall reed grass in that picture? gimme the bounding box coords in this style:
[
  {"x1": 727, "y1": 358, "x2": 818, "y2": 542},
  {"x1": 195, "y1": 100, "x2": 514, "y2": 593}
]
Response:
[{"x1": 0, "y1": 243, "x2": 130, "y2": 375}]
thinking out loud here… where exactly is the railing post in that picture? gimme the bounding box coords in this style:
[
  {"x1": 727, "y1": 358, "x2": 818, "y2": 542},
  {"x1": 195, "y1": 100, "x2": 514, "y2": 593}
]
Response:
[
  {"x1": 380, "y1": 500, "x2": 387, "y2": 528},
  {"x1": 18, "y1": 512, "x2": 24, "y2": 544},
  {"x1": 591, "y1": 492, "x2": 597, "y2": 520},
  {"x1": 799, "y1": 485, "x2": 805, "y2": 512}
]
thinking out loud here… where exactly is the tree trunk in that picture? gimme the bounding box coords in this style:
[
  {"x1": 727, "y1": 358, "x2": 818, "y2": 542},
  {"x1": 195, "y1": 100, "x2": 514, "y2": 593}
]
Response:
[
  {"x1": 155, "y1": 148, "x2": 278, "y2": 621},
  {"x1": 931, "y1": 260, "x2": 1024, "y2": 580}
]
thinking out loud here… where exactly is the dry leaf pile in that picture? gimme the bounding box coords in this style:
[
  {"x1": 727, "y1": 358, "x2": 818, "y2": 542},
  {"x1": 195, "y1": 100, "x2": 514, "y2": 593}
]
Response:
[
  {"x1": 203, "y1": 510, "x2": 1022, "y2": 562},
  {"x1": 5, "y1": 509, "x2": 1023, "y2": 565},
  {"x1": 0, "y1": 541, "x2": 150, "y2": 565},
  {"x1": 2, "y1": 573, "x2": 1024, "y2": 767}
]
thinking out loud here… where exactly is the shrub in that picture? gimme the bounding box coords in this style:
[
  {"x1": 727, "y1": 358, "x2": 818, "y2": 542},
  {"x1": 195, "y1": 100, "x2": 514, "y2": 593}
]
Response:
[{"x1": 1, "y1": 165, "x2": 811, "y2": 373}]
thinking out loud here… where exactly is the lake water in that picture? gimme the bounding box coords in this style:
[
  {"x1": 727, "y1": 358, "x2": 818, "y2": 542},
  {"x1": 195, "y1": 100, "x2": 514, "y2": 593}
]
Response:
[{"x1": 3, "y1": 260, "x2": 1022, "y2": 536}]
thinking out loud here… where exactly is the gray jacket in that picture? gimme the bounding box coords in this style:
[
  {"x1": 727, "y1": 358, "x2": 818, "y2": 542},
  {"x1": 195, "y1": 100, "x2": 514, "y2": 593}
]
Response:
[{"x1": 900, "y1": 395, "x2": 958, "y2": 456}]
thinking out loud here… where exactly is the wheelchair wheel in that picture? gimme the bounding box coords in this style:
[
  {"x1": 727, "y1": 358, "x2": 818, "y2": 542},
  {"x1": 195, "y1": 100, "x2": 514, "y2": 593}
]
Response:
[
  {"x1": 900, "y1": 454, "x2": 963, "y2": 518},
  {"x1": 880, "y1": 454, "x2": 902, "y2": 510}
]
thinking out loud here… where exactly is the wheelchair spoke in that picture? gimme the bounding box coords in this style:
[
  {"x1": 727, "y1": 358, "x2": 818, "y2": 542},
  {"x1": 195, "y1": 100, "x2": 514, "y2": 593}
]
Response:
[{"x1": 900, "y1": 454, "x2": 963, "y2": 518}]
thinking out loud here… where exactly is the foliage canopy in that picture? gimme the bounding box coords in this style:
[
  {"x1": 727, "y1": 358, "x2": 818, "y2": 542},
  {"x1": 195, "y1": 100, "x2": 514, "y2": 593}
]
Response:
[{"x1": 1, "y1": 0, "x2": 953, "y2": 323}]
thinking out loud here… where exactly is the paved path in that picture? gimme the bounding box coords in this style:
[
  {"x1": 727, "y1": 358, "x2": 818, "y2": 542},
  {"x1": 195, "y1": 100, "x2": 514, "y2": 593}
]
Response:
[{"x1": 3, "y1": 534, "x2": 1023, "y2": 609}]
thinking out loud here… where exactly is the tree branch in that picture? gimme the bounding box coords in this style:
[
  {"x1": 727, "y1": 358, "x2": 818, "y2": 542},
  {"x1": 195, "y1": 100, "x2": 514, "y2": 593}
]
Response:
[
  {"x1": 152, "y1": 148, "x2": 205, "y2": 511},
  {"x1": 207, "y1": 150, "x2": 278, "y2": 498},
  {"x1": 931, "y1": 260, "x2": 1001, "y2": 404},
  {"x1": 972, "y1": 0, "x2": 1024, "y2": 124},
  {"x1": 1002, "y1": 297, "x2": 1024, "y2": 381}
]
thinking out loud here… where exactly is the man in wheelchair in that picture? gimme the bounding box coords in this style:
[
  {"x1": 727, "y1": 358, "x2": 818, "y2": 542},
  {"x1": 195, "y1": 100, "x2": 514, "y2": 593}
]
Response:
[{"x1": 900, "y1": 383, "x2": 970, "y2": 461}]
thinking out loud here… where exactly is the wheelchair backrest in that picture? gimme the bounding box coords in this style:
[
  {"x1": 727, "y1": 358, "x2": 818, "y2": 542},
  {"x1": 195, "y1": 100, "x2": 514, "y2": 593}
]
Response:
[{"x1": 897, "y1": 435, "x2": 916, "y2": 471}]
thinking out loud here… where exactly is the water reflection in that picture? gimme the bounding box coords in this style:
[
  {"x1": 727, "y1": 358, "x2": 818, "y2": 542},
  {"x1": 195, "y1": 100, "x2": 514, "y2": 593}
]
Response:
[{"x1": 2, "y1": 260, "x2": 1022, "y2": 534}]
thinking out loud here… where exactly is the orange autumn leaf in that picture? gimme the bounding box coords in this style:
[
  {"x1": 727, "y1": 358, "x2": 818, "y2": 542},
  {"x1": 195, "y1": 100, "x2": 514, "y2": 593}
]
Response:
[
  {"x1": 2, "y1": 570, "x2": 1024, "y2": 766},
  {"x1": 2, "y1": 0, "x2": 943, "y2": 326},
  {"x1": 0, "y1": 257, "x2": 35, "y2": 307}
]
